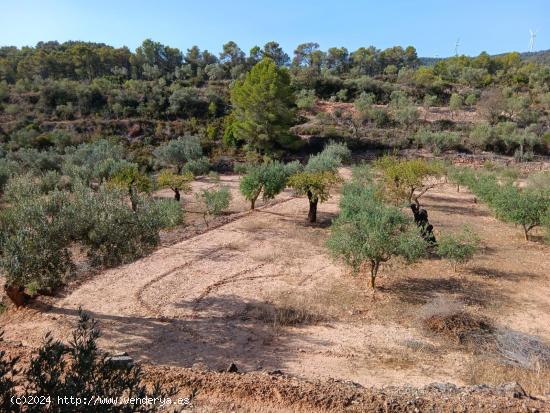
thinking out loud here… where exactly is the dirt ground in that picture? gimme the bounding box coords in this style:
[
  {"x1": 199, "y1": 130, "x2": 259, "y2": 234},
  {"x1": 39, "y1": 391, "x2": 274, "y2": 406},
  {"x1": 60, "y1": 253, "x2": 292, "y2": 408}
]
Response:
[{"x1": 1, "y1": 169, "x2": 550, "y2": 401}]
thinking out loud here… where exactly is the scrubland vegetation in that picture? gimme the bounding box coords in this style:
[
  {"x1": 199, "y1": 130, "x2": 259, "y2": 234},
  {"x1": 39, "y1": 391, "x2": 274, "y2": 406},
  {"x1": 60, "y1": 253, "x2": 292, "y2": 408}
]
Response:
[{"x1": 0, "y1": 38, "x2": 549, "y2": 411}]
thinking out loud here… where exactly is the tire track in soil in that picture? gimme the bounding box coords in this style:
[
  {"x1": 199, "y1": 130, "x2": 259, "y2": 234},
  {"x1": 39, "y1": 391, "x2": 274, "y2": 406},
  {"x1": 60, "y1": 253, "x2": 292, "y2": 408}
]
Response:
[
  {"x1": 192, "y1": 263, "x2": 268, "y2": 311},
  {"x1": 135, "y1": 195, "x2": 302, "y2": 317},
  {"x1": 134, "y1": 251, "x2": 223, "y2": 317}
]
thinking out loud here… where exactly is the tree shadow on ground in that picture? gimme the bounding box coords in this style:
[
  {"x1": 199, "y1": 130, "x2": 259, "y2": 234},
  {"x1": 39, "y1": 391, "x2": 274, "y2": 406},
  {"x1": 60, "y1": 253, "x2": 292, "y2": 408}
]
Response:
[
  {"x1": 469, "y1": 266, "x2": 542, "y2": 282},
  {"x1": 45, "y1": 294, "x2": 331, "y2": 373}
]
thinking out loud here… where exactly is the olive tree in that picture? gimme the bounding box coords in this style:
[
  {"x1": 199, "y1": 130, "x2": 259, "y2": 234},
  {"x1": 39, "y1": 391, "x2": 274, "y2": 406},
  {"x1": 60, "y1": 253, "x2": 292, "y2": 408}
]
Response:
[
  {"x1": 108, "y1": 164, "x2": 152, "y2": 211},
  {"x1": 492, "y1": 185, "x2": 549, "y2": 241},
  {"x1": 374, "y1": 156, "x2": 444, "y2": 206},
  {"x1": 239, "y1": 161, "x2": 299, "y2": 210},
  {"x1": 287, "y1": 171, "x2": 341, "y2": 223},
  {"x1": 0, "y1": 196, "x2": 73, "y2": 306},
  {"x1": 153, "y1": 136, "x2": 203, "y2": 173},
  {"x1": 156, "y1": 170, "x2": 193, "y2": 201},
  {"x1": 327, "y1": 182, "x2": 427, "y2": 289}
]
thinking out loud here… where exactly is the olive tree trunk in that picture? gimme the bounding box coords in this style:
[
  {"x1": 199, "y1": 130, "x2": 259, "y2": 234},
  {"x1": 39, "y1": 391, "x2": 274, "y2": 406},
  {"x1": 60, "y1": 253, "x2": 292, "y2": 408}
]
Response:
[
  {"x1": 307, "y1": 190, "x2": 318, "y2": 223},
  {"x1": 4, "y1": 284, "x2": 30, "y2": 307}
]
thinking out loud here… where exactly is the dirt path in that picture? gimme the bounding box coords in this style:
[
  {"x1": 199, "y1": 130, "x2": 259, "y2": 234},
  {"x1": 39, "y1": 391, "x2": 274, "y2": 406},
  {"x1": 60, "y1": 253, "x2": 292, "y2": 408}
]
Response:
[{"x1": 1, "y1": 178, "x2": 549, "y2": 390}]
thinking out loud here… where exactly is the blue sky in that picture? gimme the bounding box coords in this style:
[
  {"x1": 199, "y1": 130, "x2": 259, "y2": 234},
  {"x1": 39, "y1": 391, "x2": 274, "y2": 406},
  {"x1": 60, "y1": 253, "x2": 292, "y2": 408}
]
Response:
[{"x1": 0, "y1": 0, "x2": 548, "y2": 57}]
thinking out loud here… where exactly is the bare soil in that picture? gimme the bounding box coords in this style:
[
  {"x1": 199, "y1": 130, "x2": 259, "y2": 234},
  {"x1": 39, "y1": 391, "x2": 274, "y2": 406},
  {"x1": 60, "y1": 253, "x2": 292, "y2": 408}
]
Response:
[{"x1": 1, "y1": 169, "x2": 550, "y2": 410}]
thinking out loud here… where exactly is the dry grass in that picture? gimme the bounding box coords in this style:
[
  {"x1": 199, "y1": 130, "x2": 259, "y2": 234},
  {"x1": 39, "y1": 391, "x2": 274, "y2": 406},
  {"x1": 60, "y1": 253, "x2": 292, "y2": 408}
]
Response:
[
  {"x1": 464, "y1": 356, "x2": 550, "y2": 396},
  {"x1": 239, "y1": 278, "x2": 366, "y2": 332}
]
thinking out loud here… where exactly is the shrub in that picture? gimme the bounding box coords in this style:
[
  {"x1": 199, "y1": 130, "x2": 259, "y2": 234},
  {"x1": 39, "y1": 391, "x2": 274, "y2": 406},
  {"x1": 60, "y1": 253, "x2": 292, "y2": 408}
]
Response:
[
  {"x1": 446, "y1": 165, "x2": 476, "y2": 192},
  {"x1": 182, "y1": 156, "x2": 210, "y2": 176},
  {"x1": 153, "y1": 136, "x2": 203, "y2": 173},
  {"x1": 149, "y1": 198, "x2": 184, "y2": 228},
  {"x1": 296, "y1": 89, "x2": 316, "y2": 110},
  {"x1": 197, "y1": 186, "x2": 231, "y2": 226},
  {"x1": 437, "y1": 227, "x2": 480, "y2": 271},
  {"x1": 68, "y1": 186, "x2": 162, "y2": 267},
  {"x1": 108, "y1": 164, "x2": 152, "y2": 212},
  {"x1": 0, "y1": 159, "x2": 20, "y2": 193},
  {"x1": 305, "y1": 141, "x2": 351, "y2": 173},
  {"x1": 413, "y1": 129, "x2": 462, "y2": 153},
  {"x1": 0, "y1": 310, "x2": 176, "y2": 412}
]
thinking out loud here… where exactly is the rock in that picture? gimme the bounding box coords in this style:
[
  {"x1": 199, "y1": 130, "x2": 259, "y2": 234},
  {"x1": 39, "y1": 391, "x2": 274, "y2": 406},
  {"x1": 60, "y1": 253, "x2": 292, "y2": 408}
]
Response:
[
  {"x1": 191, "y1": 362, "x2": 208, "y2": 371},
  {"x1": 226, "y1": 362, "x2": 239, "y2": 373},
  {"x1": 497, "y1": 382, "x2": 527, "y2": 399},
  {"x1": 106, "y1": 353, "x2": 134, "y2": 369}
]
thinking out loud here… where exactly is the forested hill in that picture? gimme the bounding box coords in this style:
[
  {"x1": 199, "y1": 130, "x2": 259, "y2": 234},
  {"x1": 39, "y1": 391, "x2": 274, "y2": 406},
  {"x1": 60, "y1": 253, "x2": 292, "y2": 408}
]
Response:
[
  {"x1": 0, "y1": 39, "x2": 548, "y2": 166},
  {"x1": 421, "y1": 49, "x2": 550, "y2": 66}
]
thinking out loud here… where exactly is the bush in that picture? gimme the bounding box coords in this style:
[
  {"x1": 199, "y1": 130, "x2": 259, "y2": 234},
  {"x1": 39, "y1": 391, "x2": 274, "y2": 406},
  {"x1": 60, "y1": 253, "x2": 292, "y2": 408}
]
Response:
[
  {"x1": 156, "y1": 170, "x2": 193, "y2": 201},
  {"x1": 182, "y1": 156, "x2": 210, "y2": 176},
  {"x1": 492, "y1": 185, "x2": 549, "y2": 241},
  {"x1": 149, "y1": 198, "x2": 184, "y2": 228},
  {"x1": 197, "y1": 186, "x2": 231, "y2": 226},
  {"x1": 437, "y1": 227, "x2": 479, "y2": 271},
  {"x1": 413, "y1": 129, "x2": 462, "y2": 153},
  {"x1": 296, "y1": 89, "x2": 316, "y2": 110},
  {"x1": 305, "y1": 141, "x2": 351, "y2": 173},
  {"x1": 153, "y1": 136, "x2": 203, "y2": 173},
  {"x1": 68, "y1": 186, "x2": 162, "y2": 267},
  {"x1": 0, "y1": 310, "x2": 176, "y2": 412}
]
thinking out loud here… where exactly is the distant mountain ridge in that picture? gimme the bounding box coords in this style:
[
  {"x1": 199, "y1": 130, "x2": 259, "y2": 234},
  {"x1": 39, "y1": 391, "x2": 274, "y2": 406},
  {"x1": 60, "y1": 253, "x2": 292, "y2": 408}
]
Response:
[{"x1": 420, "y1": 49, "x2": 550, "y2": 65}]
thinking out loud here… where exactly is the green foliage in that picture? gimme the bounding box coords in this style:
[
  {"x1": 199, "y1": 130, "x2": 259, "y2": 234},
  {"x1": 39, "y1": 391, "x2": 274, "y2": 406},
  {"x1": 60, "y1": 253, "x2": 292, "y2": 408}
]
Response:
[
  {"x1": 492, "y1": 185, "x2": 549, "y2": 240},
  {"x1": 449, "y1": 93, "x2": 463, "y2": 113},
  {"x1": 182, "y1": 156, "x2": 210, "y2": 176},
  {"x1": 447, "y1": 167, "x2": 550, "y2": 241},
  {"x1": 296, "y1": 89, "x2": 316, "y2": 110},
  {"x1": 287, "y1": 170, "x2": 341, "y2": 222},
  {"x1": 0, "y1": 310, "x2": 175, "y2": 412},
  {"x1": 157, "y1": 170, "x2": 193, "y2": 191},
  {"x1": 153, "y1": 136, "x2": 203, "y2": 173},
  {"x1": 327, "y1": 182, "x2": 427, "y2": 289},
  {"x1": 437, "y1": 227, "x2": 479, "y2": 271},
  {"x1": 0, "y1": 196, "x2": 73, "y2": 293},
  {"x1": 374, "y1": 156, "x2": 444, "y2": 205},
  {"x1": 148, "y1": 198, "x2": 184, "y2": 228},
  {"x1": 469, "y1": 122, "x2": 494, "y2": 152},
  {"x1": 197, "y1": 186, "x2": 231, "y2": 225},
  {"x1": 413, "y1": 129, "x2": 462, "y2": 153},
  {"x1": 305, "y1": 141, "x2": 351, "y2": 173},
  {"x1": 108, "y1": 164, "x2": 152, "y2": 211},
  {"x1": 230, "y1": 58, "x2": 295, "y2": 153},
  {"x1": 0, "y1": 159, "x2": 20, "y2": 193},
  {"x1": 68, "y1": 186, "x2": 162, "y2": 267},
  {"x1": 239, "y1": 160, "x2": 296, "y2": 209}
]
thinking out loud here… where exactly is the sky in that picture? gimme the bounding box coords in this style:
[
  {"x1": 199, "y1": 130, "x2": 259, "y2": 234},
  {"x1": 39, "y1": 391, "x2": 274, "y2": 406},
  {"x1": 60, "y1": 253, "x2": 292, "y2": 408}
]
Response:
[{"x1": 0, "y1": 0, "x2": 548, "y2": 58}]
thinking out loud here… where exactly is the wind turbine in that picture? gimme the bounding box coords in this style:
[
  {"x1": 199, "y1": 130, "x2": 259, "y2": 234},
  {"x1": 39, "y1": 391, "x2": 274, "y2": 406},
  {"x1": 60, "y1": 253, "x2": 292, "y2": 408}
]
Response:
[
  {"x1": 454, "y1": 38, "x2": 460, "y2": 56},
  {"x1": 529, "y1": 29, "x2": 537, "y2": 52}
]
